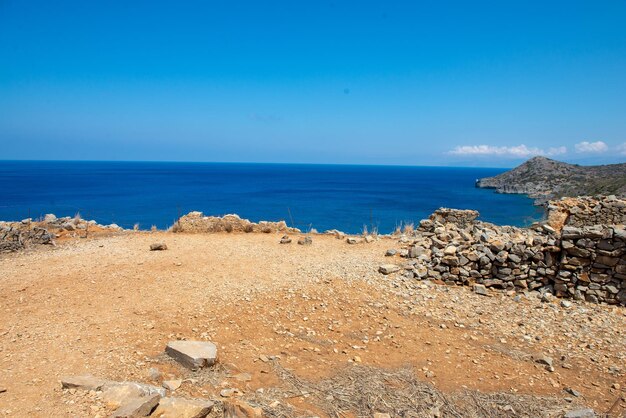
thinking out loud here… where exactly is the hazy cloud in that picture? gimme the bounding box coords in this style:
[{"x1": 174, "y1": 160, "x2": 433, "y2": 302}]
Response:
[
  {"x1": 617, "y1": 143, "x2": 626, "y2": 155},
  {"x1": 449, "y1": 144, "x2": 566, "y2": 158},
  {"x1": 574, "y1": 141, "x2": 608, "y2": 153},
  {"x1": 547, "y1": 146, "x2": 567, "y2": 156}
]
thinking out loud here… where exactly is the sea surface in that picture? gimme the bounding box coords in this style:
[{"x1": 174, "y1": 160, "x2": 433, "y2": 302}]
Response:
[{"x1": 0, "y1": 161, "x2": 544, "y2": 233}]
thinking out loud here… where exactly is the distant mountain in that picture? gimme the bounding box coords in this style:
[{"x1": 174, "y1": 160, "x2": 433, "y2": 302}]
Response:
[{"x1": 476, "y1": 156, "x2": 626, "y2": 205}]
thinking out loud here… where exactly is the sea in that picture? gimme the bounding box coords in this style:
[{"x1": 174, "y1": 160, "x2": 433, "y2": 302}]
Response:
[{"x1": 0, "y1": 161, "x2": 545, "y2": 234}]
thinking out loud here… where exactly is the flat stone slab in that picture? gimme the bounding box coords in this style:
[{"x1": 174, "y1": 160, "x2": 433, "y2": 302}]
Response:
[
  {"x1": 165, "y1": 341, "x2": 217, "y2": 370},
  {"x1": 564, "y1": 409, "x2": 596, "y2": 418},
  {"x1": 61, "y1": 375, "x2": 109, "y2": 391},
  {"x1": 111, "y1": 394, "x2": 160, "y2": 418},
  {"x1": 151, "y1": 397, "x2": 215, "y2": 418},
  {"x1": 103, "y1": 382, "x2": 166, "y2": 408}
]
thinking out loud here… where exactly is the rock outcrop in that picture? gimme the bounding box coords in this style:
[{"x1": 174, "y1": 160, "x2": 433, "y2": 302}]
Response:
[
  {"x1": 0, "y1": 215, "x2": 123, "y2": 252},
  {"x1": 476, "y1": 156, "x2": 626, "y2": 205},
  {"x1": 387, "y1": 197, "x2": 626, "y2": 306},
  {"x1": 171, "y1": 212, "x2": 299, "y2": 234}
]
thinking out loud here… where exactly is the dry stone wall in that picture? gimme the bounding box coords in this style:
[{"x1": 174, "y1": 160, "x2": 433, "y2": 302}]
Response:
[
  {"x1": 396, "y1": 197, "x2": 626, "y2": 306},
  {"x1": 548, "y1": 195, "x2": 626, "y2": 228}
]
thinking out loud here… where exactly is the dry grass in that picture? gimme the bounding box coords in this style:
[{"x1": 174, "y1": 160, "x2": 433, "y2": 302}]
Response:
[
  {"x1": 245, "y1": 362, "x2": 582, "y2": 418},
  {"x1": 393, "y1": 221, "x2": 415, "y2": 235}
]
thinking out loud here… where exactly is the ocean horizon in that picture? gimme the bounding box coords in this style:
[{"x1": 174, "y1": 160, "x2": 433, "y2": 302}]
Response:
[{"x1": 0, "y1": 160, "x2": 544, "y2": 233}]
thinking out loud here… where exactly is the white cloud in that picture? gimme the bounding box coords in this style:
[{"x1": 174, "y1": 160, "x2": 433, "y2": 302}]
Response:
[
  {"x1": 547, "y1": 146, "x2": 567, "y2": 156},
  {"x1": 449, "y1": 144, "x2": 566, "y2": 158},
  {"x1": 574, "y1": 141, "x2": 608, "y2": 153}
]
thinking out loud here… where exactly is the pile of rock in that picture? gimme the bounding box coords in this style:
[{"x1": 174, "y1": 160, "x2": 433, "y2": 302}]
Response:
[
  {"x1": 61, "y1": 340, "x2": 263, "y2": 417},
  {"x1": 1, "y1": 214, "x2": 123, "y2": 252},
  {"x1": 0, "y1": 223, "x2": 54, "y2": 252},
  {"x1": 385, "y1": 198, "x2": 626, "y2": 306},
  {"x1": 171, "y1": 212, "x2": 299, "y2": 234},
  {"x1": 61, "y1": 375, "x2": 213, "y2": 418}
]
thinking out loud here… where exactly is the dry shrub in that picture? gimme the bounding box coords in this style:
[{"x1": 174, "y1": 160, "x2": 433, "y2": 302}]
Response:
[
  {"x1": 252, "y1": 363, "x2": 581, "y2": 418},
  {"x1": 169, "y1": 221, "x2": 182, "y2": 233},
  {"x1": 244, "y1": 224, "x2": 254, "y2": 233}
]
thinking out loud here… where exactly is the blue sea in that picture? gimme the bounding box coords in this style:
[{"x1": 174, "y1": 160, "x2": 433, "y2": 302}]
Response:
[{"x1": 0, "y1": 161, "x2": 544, "y2": 233}]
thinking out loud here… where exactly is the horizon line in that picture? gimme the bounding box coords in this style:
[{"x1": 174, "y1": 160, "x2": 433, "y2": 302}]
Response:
[{"x1": 0, "y1": 158, "x2": 518, "y2": 170}]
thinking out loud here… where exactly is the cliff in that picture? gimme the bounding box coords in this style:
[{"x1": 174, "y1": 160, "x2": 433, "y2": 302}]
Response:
[{"x1": 476, "y1": 156, "x2": 626, "y2": 204}]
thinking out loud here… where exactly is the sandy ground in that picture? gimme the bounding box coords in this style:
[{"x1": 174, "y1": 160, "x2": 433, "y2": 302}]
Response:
[{"x1": 0, "y1": 232, "x2": 624, "y2": 417}]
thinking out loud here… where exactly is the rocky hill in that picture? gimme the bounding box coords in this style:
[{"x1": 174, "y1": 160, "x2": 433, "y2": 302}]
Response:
[{"x1": 476, "y1": 156, "x2": 626, "y2": 204}]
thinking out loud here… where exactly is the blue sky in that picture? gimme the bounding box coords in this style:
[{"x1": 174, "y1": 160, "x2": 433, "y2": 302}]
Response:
[{"x1": 1, "y1": 1, "x2": 625, "y2": 167}]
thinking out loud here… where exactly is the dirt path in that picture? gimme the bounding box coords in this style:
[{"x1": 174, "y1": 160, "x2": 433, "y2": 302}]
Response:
[{"x1": 0, "y1": 232, "x2": 624, "y2": 416}]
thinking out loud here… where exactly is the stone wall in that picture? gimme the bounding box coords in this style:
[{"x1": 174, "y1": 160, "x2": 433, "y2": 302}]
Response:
[
  {"x1": 427, "y1": 208, "x2": 479, "y2": 228},
  {"x1": 395, "y1": 202, "x2": 626, "y2": 306},
  {"x1": 547, "y1": 195, "x2": 626, "y2": 229}
]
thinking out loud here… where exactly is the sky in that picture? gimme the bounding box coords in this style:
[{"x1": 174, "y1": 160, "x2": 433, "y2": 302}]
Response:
[{"x1": 1, "y1": 1, "x2": 625, "y2": 167}]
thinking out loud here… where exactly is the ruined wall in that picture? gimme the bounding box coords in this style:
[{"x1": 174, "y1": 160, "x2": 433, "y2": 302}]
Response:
[
  {"x1": 548, "y1": 195, "x2": 626, "y2": 229},
  {"x1": 399, "y1": 202, "x2": 626, "y2": 306}
]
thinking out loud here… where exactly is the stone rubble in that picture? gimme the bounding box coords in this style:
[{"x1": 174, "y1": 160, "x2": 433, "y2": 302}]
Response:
[
  {"x1": 0, "y1": 214, "x2": 124, "y2": 252},
  {"x1": 171, "y1": 212, "x2": 298, "y2": 234},
  {"x1": 62, "y1": 375, "x2": 215, "y2": 418}
]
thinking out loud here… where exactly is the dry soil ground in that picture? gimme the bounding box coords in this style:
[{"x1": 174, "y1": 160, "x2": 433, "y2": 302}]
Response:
[{"x1": 0, "y1": 232, "x2": 624, "y2": 417}]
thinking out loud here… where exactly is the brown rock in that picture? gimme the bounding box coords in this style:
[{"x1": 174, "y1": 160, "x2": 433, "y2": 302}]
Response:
[
  {"x1": 110, "y1": 394, "x2": 160, "y2": 417},
  {"x1": 150, "y1": 243, "x2": 168, "y2": 251},
  {"x1": 61, "y1": 375, "x2": 108, "y2": 391},
  {"x1": 151, "y1": 397, "x2": 214, "y2": 418},
  {"x1": 102, "y1": 382, "x2": 165, "y2": 408},
  {"x1": 223, "y1": 399, "x2": 263, "y2": 418}
]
